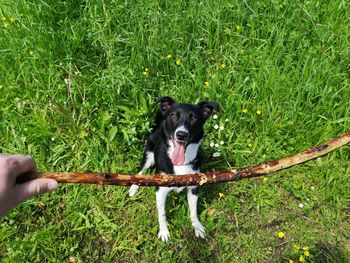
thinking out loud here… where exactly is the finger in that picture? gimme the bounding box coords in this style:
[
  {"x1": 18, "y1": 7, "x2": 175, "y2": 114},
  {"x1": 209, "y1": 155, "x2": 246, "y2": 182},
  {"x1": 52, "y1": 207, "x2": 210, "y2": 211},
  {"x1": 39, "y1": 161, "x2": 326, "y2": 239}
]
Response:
[
  {"x1": 15, "y1": 179, "x2": 58, "y2": 204},
  {"x1": 0, "y1": 154, "x2": 36, "y2": 182}
]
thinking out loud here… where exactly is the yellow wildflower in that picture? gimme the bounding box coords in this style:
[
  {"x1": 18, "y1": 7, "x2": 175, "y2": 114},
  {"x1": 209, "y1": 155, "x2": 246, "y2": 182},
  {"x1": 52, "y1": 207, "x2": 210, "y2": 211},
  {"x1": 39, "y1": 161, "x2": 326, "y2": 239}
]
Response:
[
  {"x1": 166, "y1": 54, "x2": 172, "y2": 59},
  {"x1": 143, "y1": 71, "x2": 148, "y2": 76},
  {"x1": 10, "y1": 17, "x2": 15, "y2": 22},
  {"x1": 302, "y1": 246, "x2": 309, "y2": 251},
  {"x1": 263, "y1": 177, "x2": 268, "y2": 182},
  {"x1": 277, "y1": 232, "x2": 285, "y2": 238},
  {"x1": 299, "y1": 255, "x2": 304, "y2": 262},
  {"x1": 293, "y1": 245, "x2": 301, "y2": 250},
  {"x1": 204, "y1": 81, "x2": 209, "y2": 87},
  {"x1": 242, "y1": 108, "x2": 248, "y2": 113},
  {"x1": 236, "y1": 24, "x2": 241, "y2": 30},
  {"x1": 304, "y1": 251, "x2": 310, "y2": 257},
  {"x1": 247, "y1": 143, "x2": 253, "y2": 147},
  {"x1": 3, "y1": 22, "x2": 9, "y2": 28},
  {"x1": 262, "y1": 154, "x2": 267, "y2": 159},
  {"x1": 29, "y1": 50, "x2": 34, "y2": 56},
  {"x1": 219, "y1": 193, "x2": 225, "y2": 198},
  {"x1": 1, "y1": 17, "x2": 6, "y2": 22},
  {"x1": 221, "y1": 63, "x2": 225, "y2": 69},
  {"x1": 289, "y1": 260, "x2": 294, "y2": 263},
  {"x1": 176, "y1": 59, "x2": 181, "y2": 65},
  {"x1": 256, "y1": 110, "x2": 262, "y2": 115},
  {"x1": 144, "y1": 67, "x2": 149, "y2": 72}
]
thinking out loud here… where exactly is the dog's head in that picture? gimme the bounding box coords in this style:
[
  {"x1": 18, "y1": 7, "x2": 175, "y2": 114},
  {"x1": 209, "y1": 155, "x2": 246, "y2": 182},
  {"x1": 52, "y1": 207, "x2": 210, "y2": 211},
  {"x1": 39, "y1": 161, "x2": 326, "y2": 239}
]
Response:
[{"x1": 155, "y1": 96, "x2": 219, "y2": 165}]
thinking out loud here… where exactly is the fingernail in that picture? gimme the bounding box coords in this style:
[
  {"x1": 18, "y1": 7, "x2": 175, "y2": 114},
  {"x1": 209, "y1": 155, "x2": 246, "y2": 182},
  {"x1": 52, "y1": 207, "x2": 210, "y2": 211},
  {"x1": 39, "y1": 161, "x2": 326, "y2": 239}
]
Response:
[{"x1": 47, "y1": 181, "x2": 59, "y2": 191}]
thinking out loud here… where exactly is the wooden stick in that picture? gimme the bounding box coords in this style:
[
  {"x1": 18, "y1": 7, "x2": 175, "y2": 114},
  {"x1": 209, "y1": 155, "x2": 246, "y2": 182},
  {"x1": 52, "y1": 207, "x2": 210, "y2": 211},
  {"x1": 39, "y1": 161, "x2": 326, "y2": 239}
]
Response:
[{"x1": 16, "y1": 130, "x2": 350, "y2": 186}]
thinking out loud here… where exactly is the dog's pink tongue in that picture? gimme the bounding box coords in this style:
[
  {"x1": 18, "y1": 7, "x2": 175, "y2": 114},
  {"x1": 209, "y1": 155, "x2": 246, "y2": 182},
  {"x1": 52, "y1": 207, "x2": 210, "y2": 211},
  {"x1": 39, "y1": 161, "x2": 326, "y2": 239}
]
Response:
[{"x1": 172, "y1": 141, "x2": 185, "y2": 165}]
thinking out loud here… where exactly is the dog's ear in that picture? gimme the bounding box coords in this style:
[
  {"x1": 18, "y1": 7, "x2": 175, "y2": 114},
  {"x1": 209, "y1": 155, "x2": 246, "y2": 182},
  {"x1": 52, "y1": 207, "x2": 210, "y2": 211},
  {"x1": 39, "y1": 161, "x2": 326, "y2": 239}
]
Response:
[
  {"x1": 155, "y1": 96, "x2": 176, "y2": 114},
  {"x1": 197, "y1": 101, "x2": 220, "y2": 119}
]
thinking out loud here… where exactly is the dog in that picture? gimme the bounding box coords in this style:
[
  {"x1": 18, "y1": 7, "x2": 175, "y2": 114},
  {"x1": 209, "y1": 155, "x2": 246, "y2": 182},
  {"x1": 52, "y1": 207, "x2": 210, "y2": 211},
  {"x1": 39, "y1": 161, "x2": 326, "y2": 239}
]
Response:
[{"x1": 129, "y1": 96, "x2": 219, "y2": 242}]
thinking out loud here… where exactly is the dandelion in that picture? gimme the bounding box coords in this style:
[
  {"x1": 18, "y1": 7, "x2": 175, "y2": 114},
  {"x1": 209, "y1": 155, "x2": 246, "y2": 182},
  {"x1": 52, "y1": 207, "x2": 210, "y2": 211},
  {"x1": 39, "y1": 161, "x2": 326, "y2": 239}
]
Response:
[
  {"x1": 143, "y1": 71, "x2": 148, "y2": 76},
  {"x1": 213, "y1": 114, "x2": 218, "y2": 119},
  {"x1": 219, "y1": 192, "x2": 225, "y2": 198},
  {"x1": 1, "y1": 17, "x2": 6, "y2": 22},
  {"x1": 219, "y1": 126, "x2": 224, "y2": 131},
  {"x1": 210, "y1": 142, "x2": 215, "y2": 147},
  {"x1": 236, "y1": 24, "x2": 241, "y2": 30},
  {"x1": 3, "y1": 22, "x2": 9, "y2": 28},
  {"x1": 302, "y1": 246, "x2": 309, "y2": 251},
  {"x1": 304, "y1": 251, "x2": 310, "y2": 257},
  {"x1": 204, "y1": 81, "x2": 209, "y2": 87},
  {"x1": 256, "y1": 110, "x2": 262, "y2": 115},
  {"x1": 298, "y1": 203, "x2": 304, "y2": 208},
  {"x1": 289, "y1": 260, "x2": 294, "y2": 263},
  {"x1": 220, "y1": 141, "x2": 224, "y2": 145},
  {"x1": 213, "y1": 152, "x2": 221, "y2": 157},
  {"x1": 214, "y1": 124, "x2": 219, "y2": 129},
  {"x1": 221, "y1": 63, "x2": 226, "y2": 69},
  {"x1": 299, "y1": 255, "x2": 304, "y2": 262},
  {"x1": 277, "y1": 232, "x2": 285, "y2": 239},
  {"x1": 166, "y1": 54, "x2": 172, "y2": 59},
  {"x1": 176, "y1": 59, "x2": 181, "y2": 65},
  {"x1": 10, "y1": 17, "x2": 15, "y2": 22},
  {"x1": 242, "y1": 108, "x2": 248, "y2": 113}
]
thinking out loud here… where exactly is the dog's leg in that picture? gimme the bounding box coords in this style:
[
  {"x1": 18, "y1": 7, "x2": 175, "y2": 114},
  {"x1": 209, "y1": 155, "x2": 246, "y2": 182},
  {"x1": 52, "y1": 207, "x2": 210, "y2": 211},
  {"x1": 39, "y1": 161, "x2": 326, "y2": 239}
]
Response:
[
  {"x1": 129, "y1": 151, "x2": 155, "y2": 197},
  {"x1": 156, "y1": 186, "x2": 172, "y2": 242},
  {"x1": 187, "y1": 186, "x2": 205, "y2": 238}
]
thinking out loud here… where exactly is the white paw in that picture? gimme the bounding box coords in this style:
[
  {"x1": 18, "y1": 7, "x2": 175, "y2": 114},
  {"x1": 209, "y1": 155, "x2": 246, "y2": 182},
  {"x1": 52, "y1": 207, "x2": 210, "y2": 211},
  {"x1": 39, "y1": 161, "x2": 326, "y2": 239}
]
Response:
[
  {"x1": 157, "y1": 229, "x2": 170, "y2": 242},
  {"x1": 193, "y1": 221, "x2": 206, "y2": 239},
  {"x1": 129, "y1": 184, "x2": 139, "y2": 197}
]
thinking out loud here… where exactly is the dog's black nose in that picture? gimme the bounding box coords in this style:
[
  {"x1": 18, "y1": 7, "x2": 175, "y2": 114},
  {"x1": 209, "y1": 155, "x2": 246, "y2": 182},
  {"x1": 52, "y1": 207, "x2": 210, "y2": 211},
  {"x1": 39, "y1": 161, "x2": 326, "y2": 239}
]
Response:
[{"x1": 176, "y1": 131, "x2": 188, "y2": 141}]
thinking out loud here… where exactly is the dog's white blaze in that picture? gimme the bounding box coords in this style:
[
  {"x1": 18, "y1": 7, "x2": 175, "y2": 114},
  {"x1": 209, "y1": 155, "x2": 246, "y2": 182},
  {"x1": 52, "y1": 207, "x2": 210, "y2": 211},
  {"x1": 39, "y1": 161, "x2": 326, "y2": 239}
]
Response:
[{"x1": 175, "y1": 125, "x2": 189, "y2": 135}]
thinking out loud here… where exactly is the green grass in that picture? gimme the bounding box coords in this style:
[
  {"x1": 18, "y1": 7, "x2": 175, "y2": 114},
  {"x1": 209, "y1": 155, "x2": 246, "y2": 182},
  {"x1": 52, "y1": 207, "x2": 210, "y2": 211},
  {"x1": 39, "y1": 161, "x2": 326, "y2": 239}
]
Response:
[{"x1": 1, "y1": 0, "x2": 349, "y2": 261}]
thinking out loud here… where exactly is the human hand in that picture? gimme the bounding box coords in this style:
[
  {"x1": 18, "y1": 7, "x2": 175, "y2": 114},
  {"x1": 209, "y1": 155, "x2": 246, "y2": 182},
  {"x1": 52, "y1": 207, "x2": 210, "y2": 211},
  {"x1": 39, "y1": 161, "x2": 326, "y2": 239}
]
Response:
[{"x1": 0, "y1": 154, "x2": 58, "y2": 217}]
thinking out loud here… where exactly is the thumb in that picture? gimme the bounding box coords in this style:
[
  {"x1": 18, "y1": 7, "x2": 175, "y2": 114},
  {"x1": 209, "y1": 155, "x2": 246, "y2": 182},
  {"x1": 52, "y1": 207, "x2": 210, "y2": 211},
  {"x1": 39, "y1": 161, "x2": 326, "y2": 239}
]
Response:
[{"x1": 15, "y1": 179, "x2": 58, "y2": 204}]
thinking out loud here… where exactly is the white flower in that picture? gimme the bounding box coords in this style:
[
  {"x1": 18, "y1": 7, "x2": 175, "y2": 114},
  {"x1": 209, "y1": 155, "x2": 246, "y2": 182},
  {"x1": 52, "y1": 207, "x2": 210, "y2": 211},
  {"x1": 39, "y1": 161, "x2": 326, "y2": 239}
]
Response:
[
  {"x1": 213, "y1": 114, "x2": 218, "y2": 119},
  {"x1": 298, "y1": 203, "x2": 304, "y2": 208},
  {"x1": 51, "y1": 137, "x2": 55, "y2": 142},
  {"x1": 213, "y1": 152, "x2": 220, "y2": 157},
  {"x1": 225, "y1": 118, "x2": 229, "y2": 122},
  {"x1": 215, "y1": 143, "x2": 219, "y2": 147},
  {"x1": 220, "y1": 141, "x2": 224, "y2": 145},
  {"x1": 214, "y1": 124, "x2": 219, "y2": 129},
  {"x1": 210, "y1": 142, "x2": 214, "y2": 147},
  {"x1": 219, "y1": 126, "x2": 224, "y2": 130},
  {"x1": 310, "y1": 186, "x2": 315, "y2": 191}
]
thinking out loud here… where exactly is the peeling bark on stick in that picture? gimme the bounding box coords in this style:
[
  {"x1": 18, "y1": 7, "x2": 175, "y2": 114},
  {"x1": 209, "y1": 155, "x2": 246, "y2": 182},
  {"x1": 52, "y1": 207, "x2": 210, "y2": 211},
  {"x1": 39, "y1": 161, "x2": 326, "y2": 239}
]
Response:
[{"x1": 17, "y1": 130, "x2": 350, "y2": 186}]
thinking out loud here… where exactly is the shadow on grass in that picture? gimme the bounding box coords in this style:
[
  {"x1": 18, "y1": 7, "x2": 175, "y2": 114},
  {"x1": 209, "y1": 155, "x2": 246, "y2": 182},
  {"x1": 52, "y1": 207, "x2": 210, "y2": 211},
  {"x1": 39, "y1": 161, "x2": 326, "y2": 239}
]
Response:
[{"x1": 313, "y1": 242, "x2": 348, "y2": 263}]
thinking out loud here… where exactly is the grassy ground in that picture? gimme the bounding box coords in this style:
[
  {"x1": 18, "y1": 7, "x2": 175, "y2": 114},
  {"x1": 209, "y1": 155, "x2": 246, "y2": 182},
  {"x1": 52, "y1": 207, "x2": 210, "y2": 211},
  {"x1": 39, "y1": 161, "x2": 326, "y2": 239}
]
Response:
[{"x1": 0, "y1": 0, "x2": 349, "y2": 262}]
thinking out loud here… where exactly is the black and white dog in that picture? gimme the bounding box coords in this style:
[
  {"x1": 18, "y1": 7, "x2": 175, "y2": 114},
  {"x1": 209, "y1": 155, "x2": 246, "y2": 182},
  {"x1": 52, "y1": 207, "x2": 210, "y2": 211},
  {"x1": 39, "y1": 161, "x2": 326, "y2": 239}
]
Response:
[{"x1": 129, "y1": 96, "x2": 219, "y2": 242}]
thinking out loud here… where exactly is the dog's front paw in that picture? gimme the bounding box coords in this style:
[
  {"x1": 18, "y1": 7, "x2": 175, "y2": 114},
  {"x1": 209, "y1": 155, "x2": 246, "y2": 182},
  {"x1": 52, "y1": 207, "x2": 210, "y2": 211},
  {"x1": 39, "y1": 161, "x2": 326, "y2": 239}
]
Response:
[
  {"x1": 129, "y1": 184, "x2": 139, "y2": 197},
  {"x1": 157, "y1": 229, "x2": 170, "y2": 242},
  {"x1": 192, "y1": 221, "x2": 206, "y2": 239}
]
